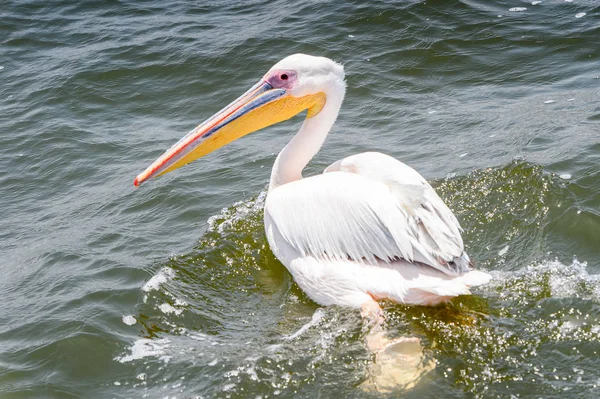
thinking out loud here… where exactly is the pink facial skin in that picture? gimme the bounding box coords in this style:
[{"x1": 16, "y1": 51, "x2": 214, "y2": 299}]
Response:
[{"x1": 265, "y1": 69, "x2": 298, "y2": 90}]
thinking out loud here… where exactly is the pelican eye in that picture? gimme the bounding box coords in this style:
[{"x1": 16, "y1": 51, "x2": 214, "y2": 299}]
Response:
[{"x1": 267, "y1": 69, "x2": 297, "y2": 89}]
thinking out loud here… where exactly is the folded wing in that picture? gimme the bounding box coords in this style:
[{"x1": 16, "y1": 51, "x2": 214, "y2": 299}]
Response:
[{"x1": 265, "y1": 152, "x2": 471, "y2": 276}]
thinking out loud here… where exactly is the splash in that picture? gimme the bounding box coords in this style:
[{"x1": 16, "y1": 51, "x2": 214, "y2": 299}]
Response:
[
  {"x1": 490, "y1": 258, "x2": 599, "y2": 301},
  {"x1": 120, "y1": 161, "x2": 599, "y2": 397},
  {"x1": 396, "y1": 258, "x2": 600, "y2": 398},
  {"x1": 142, "y1": 266, "x2": 175, "y2": 292},
  {"x1": 284, "y1": 308, "x2": 326, "y2": 340}
]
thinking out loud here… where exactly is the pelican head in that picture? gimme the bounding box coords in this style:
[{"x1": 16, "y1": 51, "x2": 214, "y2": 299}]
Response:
[{"x1": 134, "y1": 54, "x2": 345, "y2": 186}]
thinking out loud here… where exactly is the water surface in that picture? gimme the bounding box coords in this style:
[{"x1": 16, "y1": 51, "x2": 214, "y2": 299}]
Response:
[{"x1": 1, "y1": 1, "x2": 599, "y2": 398}]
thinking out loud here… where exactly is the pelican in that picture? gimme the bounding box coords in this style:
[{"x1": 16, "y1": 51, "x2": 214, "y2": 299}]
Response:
[{"x1": 134, "y1": 54, "x2": 491, "y2": 324}]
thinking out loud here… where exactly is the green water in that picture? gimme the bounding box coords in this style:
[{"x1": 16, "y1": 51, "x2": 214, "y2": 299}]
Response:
[{"x1": 1, "y1": 1, "x2": 599, "y2": 398}]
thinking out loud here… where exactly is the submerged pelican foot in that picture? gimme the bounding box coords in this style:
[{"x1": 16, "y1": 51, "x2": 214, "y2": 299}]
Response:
[
  {"x1": 361, "y1": 300, "x2": 435, "y2": 393},
  {"x1": 363, "y1": 335, "x2": 435, "y2": 393}
]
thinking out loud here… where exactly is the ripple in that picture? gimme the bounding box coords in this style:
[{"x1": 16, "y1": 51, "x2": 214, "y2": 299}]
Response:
[{"x1": 2, "y1": 0, "x2": 599, "y2": 397}]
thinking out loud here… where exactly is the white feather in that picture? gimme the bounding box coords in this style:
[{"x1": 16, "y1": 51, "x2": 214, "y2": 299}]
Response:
[{"x1": 267, "y1": 152, "x2": 471, "y2": 277}]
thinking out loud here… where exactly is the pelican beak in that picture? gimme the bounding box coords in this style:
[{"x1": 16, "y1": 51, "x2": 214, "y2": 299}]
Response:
[{"x1": 134, "y1": 80, "x2": 326, "y2": 186}]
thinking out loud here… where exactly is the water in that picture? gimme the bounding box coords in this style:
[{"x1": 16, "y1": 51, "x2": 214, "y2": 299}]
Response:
[{"x1": 1, "y1": 0, "x2": 599, "y2": 397}]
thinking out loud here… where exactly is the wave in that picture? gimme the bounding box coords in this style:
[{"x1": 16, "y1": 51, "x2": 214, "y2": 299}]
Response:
[{"x1": 111, "y1": 160, "x2": 600, "y2": 397}]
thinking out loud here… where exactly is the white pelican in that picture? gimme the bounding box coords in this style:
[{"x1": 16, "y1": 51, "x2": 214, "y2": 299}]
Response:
[{"x1": 134, "y1": 54, "x2": 491, "y2": 324}]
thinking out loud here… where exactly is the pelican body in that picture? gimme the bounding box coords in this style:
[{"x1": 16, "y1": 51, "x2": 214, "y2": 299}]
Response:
[{"x1": 135, "y1": 54, "x2": 491, "y2": 311}]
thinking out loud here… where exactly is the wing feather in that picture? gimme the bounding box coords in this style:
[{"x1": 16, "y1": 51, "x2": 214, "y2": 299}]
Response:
[{"x1": 266, "y1": 152, "x2": 471, "y2": 276}]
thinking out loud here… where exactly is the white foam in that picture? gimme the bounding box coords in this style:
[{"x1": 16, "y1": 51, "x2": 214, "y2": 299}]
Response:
[
  {"x1": 222, "y1": 383, "x2": 236, "y2": 392},
  {"x1": 544, "y1": 100, "x2": 555, "y2": 104},
  {"x1": 143, "y1": 267, "x2": 175, "y2": 292},
  {"x1": 531, "y1": 1, "x2": 542, "y2": 4},
  {"x1": 575, "y1": 12, "x2": 586, "y2": 18},
  {"x1": 122, "y1": 315, "x2": 137, "y2": 325},
  {"x1": 509, "y1": 7, "x2": 527, "y2": 12},
  {"x1": 116, "y1": 338, "x2": 171, "y2": 363},
  {"x1": 208, "y1": 191, "x2": 266, "y2": 234},
  {"x1": 159, "y1": 303, "x2": 183, "y2": 315},
  {"x1": 559, "y1": 173, "x2": 571, "y2": 180}
]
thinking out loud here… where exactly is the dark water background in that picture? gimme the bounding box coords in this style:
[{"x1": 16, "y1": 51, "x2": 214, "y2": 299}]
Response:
[{"x1": 1, "y1": 0, "x2": 599, "y2": 397}]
